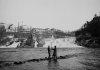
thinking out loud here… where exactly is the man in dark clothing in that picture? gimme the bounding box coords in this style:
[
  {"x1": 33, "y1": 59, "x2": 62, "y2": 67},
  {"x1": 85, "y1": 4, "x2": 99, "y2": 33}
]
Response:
[
  {"x1": 48, "y1": 46, "x2": 51, "y2": 59},
  {"x1": 52, "y1": 46, "x2": 57, "y2": 60}
]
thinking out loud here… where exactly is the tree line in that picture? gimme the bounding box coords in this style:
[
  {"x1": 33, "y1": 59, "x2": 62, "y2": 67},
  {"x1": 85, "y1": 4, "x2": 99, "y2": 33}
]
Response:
[{"x1": 75, "y1": 14, "x2": 100, "y2": 48}]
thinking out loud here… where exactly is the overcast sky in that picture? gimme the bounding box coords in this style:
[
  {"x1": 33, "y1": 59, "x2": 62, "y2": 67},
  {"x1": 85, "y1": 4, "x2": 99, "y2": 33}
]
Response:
[{"x1": 0, "y1": 0, "x2": 100, "y2": 31}]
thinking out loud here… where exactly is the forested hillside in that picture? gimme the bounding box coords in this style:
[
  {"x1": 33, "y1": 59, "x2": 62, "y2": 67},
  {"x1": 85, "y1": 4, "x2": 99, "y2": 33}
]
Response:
[{"x1": 75, "y1": 14, "x2": 100, "y2": 48}]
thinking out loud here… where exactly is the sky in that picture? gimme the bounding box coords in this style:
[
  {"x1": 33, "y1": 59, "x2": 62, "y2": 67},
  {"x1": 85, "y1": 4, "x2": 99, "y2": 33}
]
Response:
[{"x1": 0, "y1": 0, "x2": 100, "y2": 31}]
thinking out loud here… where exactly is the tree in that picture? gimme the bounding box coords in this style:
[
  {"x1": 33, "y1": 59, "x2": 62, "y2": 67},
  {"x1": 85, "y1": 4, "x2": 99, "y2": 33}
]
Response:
[
  {"x1": 75, "y1": 14, "x2": 100, "y2": 47},
  {"x1": 0, "y1": 24, "x2": 6, "y2": 42}
]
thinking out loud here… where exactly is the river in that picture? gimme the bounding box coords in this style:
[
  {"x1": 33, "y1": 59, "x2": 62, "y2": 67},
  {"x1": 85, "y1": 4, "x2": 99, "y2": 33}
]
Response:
[{"x1": 0, "y1": 47, "x2": 100, "y2": 70}]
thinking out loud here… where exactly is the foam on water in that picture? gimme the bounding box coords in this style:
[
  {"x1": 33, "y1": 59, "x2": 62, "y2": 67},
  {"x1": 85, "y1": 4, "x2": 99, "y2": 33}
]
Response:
[
  {"x1": 0, "y1": 42, "x2": 21, "y2": 48},
  {"x1": 43, "y1": 37, "x2": 82, "y2": 48}
]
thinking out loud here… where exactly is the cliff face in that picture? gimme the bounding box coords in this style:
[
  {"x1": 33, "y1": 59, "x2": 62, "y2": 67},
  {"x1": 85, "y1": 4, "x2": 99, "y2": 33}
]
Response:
[{"x1": 30, "y1": 28, "x2": 54, "y2": 47}]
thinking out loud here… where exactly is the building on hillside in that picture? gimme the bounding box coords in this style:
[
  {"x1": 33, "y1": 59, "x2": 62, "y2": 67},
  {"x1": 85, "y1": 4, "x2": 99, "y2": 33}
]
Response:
[
  {"x1": 32, "y1": 28, "x2": 47, "y2": 32},
  {"x1": 18, "y1": 25, "x2": 31, "y2": 33}
]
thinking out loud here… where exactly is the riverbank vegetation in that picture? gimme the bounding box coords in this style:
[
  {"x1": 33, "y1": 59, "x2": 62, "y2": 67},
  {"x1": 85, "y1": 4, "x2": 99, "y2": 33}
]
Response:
[{"x1": 75, "y1": 14, "x2": 100, "y2": 48}]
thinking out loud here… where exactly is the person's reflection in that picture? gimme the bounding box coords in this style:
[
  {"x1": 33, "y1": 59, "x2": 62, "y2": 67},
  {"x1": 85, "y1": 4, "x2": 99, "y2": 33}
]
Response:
[{"x1": 47, "y1": 59, "x2": 59, "y2": 70}]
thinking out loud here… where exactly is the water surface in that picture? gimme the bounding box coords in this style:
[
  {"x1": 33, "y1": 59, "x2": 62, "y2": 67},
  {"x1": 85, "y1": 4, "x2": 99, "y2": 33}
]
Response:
[{"x1": 0, "y1": 48, "x2": 100, "y2": 70}]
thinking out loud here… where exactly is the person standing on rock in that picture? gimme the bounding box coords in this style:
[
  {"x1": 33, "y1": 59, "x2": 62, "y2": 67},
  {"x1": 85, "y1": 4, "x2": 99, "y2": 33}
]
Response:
[
  {"x1": 48, "y1": 46, "x2": 51, "y2": 59},
  {"x1": 52, "y1": 46, "x2": 57, "y2": 60}
]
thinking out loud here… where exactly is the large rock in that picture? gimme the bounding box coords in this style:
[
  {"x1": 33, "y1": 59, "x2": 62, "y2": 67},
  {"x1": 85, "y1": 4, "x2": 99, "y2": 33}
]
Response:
[{"x1": 27, "y1": 28, "x2": 54, "y2": 47}]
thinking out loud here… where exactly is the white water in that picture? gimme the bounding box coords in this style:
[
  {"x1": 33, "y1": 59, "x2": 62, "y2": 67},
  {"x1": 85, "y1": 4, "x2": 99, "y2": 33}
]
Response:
[
  {"x1": 43, "y1": 37, "x2": 82, "y2": 48},
  {"x1": 0, "y1": 37, "x2": 82, "y2": 48},
  {"x1": 0, "y1": 42, "x2": 21, "y2": 48}
]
